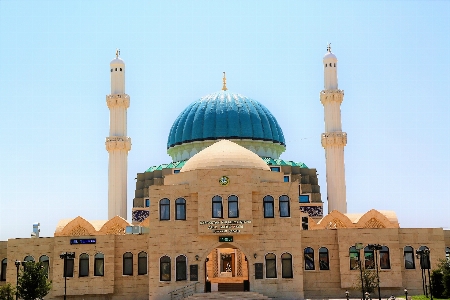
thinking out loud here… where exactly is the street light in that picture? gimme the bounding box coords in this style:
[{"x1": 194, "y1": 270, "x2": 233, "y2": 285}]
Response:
[
  {"x1": 365, "y1": 291, "x2": 370, "y2": 300},
  {"x1": 346, "y1": 290, "x2": 350, "y2": 300},
  {"x1": 60, "y1": 252, "x2": 75, "y2": 300},
  {"x1": 14, "y1": 261, "x2": 21, "y2": 300},
  {"x1": 416, "y1": 248, "x2": 433, "y2": 300},
  {"x1": 368, "y1": 244, "x2": 382, "y2": 300},
  {"x1": 404, "y1": 288, "x2": 408, "y2": 300},
  {"x1": 355, "y1": 243, "x2": 365, "y2": 300}
]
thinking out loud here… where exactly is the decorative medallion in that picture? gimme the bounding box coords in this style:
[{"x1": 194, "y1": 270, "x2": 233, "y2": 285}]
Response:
[{"x1": 219, "y1": 176, "x2": 230, "y2": 186}]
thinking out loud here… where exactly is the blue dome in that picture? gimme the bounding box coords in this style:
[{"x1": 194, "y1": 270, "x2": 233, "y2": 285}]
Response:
[{"x1": 167, "y1": 91, "x2": 285, "y2": 149}]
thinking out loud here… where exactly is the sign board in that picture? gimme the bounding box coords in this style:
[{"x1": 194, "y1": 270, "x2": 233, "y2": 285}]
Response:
[
  {"x1": 255, "y1": 263, "x2": 263, "y2": 279},
  {"x1": 70, "y1": 239, "x2": 96, "y2": 245},
  {"x1": 190, "y1": 264, "x2": 198, "y2": 281},
  {"x1": 219, "y1": 236, "x2": 233, "y2": 243}
]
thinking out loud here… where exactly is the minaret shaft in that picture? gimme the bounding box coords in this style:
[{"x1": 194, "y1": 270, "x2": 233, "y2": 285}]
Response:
[
  {"x1": 106, "y1": 54, "x2": 131, "y2": 220},
  {"x1": 321, "y1": 47, "x2": 347, "y2": 214}
]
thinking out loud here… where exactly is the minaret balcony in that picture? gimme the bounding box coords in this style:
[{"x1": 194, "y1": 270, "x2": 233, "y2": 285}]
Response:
[
  {"x1": 105, "y1": 136, "x2": 132, "y2": 151},
  {"x1": 320, "y1": 90, "x2": 344, "y2": 105},
  {"x1": 321, "y1": 132, "x2": 347, "y2": 147},
  {"x1": 106, "y1": 94, "x2": 130, "y2": 108}
]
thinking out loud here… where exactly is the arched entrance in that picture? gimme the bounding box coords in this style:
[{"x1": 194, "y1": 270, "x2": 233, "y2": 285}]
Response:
[{"x1": 205, "y1": 243, "x2": 249, "y2": 292}]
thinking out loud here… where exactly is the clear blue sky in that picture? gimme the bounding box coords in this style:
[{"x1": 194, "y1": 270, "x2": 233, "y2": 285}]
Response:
[{"x1": 0, "y1": 1, "x2": 449, "y2": 241}]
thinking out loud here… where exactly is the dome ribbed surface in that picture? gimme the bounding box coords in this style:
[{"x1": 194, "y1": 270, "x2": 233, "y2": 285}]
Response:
[
  {"x1": 167, "y1": 91, "x2": 285, "y2": 149},
  {"x1": 180, "y1": 140, "x2": 270, "y2": 172}
]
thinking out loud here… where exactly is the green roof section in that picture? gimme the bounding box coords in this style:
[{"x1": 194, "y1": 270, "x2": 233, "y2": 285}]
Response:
[{"x1": 145, "y1": 157, "x2": 306, "y2": 173}]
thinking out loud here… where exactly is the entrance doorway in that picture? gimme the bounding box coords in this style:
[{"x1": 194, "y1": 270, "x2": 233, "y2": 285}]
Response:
[{"x1": 205, "y1": 244, "x2": 249, "y2": 292}]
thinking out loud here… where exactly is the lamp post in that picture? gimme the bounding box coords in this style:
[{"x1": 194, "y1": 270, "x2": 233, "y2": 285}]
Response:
[
  {"x1": 365, "y1": 291, "x2": 370, "y2": 300},
  {"x1": 14, "y1": 260, "x2": 21, "y2": 300},
  {"x1": 416, "y1": 248, "x2": 432, "y2": 300},
  {"x1": 346, "y1": 290, "x2": 350, "y2": 300},
  {"x1": 60, "y1": 252, "x2": 75, "y2": 300},
  {"x1": 355, "y1": 243, "x2": 365, "y2": 300},
  {"x1": 404, "y1": 288, "x2": 408, "y2": 300},
  {"x1": 368, "y1": 244, "x2": 382, "y2": 300}
]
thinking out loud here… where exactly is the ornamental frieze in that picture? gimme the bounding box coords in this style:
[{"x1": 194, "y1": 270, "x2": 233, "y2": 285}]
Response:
[{"x1": 106, "y1": 94, "x2": 130, "y2": 108}]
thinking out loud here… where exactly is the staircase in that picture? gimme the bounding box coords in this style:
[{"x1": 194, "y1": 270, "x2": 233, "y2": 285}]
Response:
[
  {"x1": 218, "y1": 282, "x2": 244, "y2": 292},
  {"x1": 186, "y1": 292, "x2": 271, "y2": 299}
]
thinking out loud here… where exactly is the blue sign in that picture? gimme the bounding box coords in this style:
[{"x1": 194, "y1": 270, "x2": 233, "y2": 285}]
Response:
[{"x1": 70, "y1": 239, "x2": 96, "y2": 245}]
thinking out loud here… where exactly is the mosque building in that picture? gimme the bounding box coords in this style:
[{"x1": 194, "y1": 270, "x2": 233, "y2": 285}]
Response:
[{"x1": 0, "y1": 47, "x2": 449, "y2": 300}]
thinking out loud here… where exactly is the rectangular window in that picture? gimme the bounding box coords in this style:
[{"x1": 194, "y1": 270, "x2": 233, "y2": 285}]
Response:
[
  {"x1": 349, "y1": 252, "x2": 359, "y2": 270},
  {"x1": 405, "y1": 252, "x2": 415, "y2": 269},
  {"x1": 270, "y1": 167, "x2": 280, "y2": 172},
  {"x1": 1, "y1": 260, "x2": 6, "y2": 281},
  {"x1": 145, "y1": 199, "x2": 150, "y2": 207},
  {"x1": 299, "y1": 195, "x2": 310, "y2": 203},
  {"x1": 64, "y1": 258, "x2": 74, "y2": 277},
  {"x1": 283, "y1": 175, "x2": 290, "y2": 182},
  {"x1": 173, "y1": 169, "x2": 180, "y2": 174},
  {"x1": 380, "y1": 252, "x2": 390, "y2": 269},
  {"x1": 94, "y1": 258, "x2": 104, "y2": 276}
]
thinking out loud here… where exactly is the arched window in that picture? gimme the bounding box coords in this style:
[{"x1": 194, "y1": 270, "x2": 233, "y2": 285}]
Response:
[
  {"x1": 418, "y1": 245, "x2": 431, "y2": 269},
  {"x1": 123, "y1": 252, "x2": 133, "y2": 275},
  {"x1": 228, "y1": 195, "x2": 239, "y2": 218},
  {"x1": 94, "y1": 253, "x2": 104, "y2": 276},
  {"x1": 79, "y1": 253, "x2": 89, "y2": 277},
  {"x1": 138, "y1": 252, "x2": 147, "y2": 275},
  {"x1": 263, "y1": 195, "x2": 274, "y2": 218},
  {"x1": 176, "y1": 255, "x2": 187, "y2": 281},
  {"x1": 212, "y1": 196, "x2": 223, "y2": 218},
  {"x1": 364, "y1": 246, "x2": 375, "y2": 269},
  {"x1": 160, "y1": 256, "x2": 171, "y2": 281},
  {"x1": 446, "y1": 247, "x2": 450, "y2": 261},
  {"x1": 265, "y1": 253, "x2": 277, "y2": 278},
  {"x1": 349, "y1": 246, "x2": 360, "y2": 270},
  {"x1": 279, "y1": 195, "x2": 290, "y2": 217},
  {"x1": 404, "y1": 246, "x2": 415, "y2": 269},
  {"x1": 281, "y1": 253, "x2": 293, "y2": 278},
  {"x1": 39, "y1": 255, "x2": 50, "y2": 276},
  {"x1": 304, "y1": 247, "x2": 314, "y2": 270},
  {"x1": 160, "y1": 198, "x2": 170, "y2": 220},
  {"x1": 63, "y1": 255, "x2": 74, "y2": 277},
  {"x1": 334, "y1": 63, "x2": 336, "y2": 67},
  {"x1": 120, "y1": 68, "x2": 122, "y2": 71},
  {"x1": 319, "y1": 247, "x2": 329, "y2": 270},
  {"x1": 1, "y1": 258, "x2": 6, "y2": 281},
  {"x1": 24, "y1": 255, "x2": 34, "y2": 262},
  {"x1": 380, "y1": 246, "x2": 390, "y2": 269},
  {"x1": 175, "y1": 198, "x2": 186, "y2": 220}
]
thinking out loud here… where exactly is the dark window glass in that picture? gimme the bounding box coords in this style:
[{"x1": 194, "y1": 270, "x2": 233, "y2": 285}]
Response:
[
  {"x1": 64, "y1": 257, "x2": 74, "y2": 277},
  {"x1": 123, "y1": 252, "x2": 133, "y2": 275},
  {"x1": 446, "y1": 247, "x2": 450, "y2": 262},
  {"x1": 364, "y1": 247, "x2": 375, "y2": 269},
  {"x1": 173, "y1": 169, "x2": 180, "y2": 174},
  {"x1": 39, "y1": 255, "x2": 50, "y2": 277},
  {"x1": 404, "y1": 246, "x2": 415, "y2": 269},
  {"x1": 228, "y1": 195, "x2": 239, "y2": 218},
  {"x1": 145, "y1": 199, "x2": 150, "y2": 207},
  {"x1": 270, "y1": 167, "x2": 280, "y2": 172},
  {"x1": 263, "y1": 195, "x2": 274, "y2": 218},
  {"x1": 281, "y1": 253, "x2": 293, "y2": 278},
  {"x1": 265, "y1": 253, "x2": 277, "y2": 278},
  {"x1": 212, "y1": 196, "x2": 223, "y2": 218},
  {"x1": 302, "y1": 217, "x2": 309, "y2": 230},
  {"x1": 380, "y1": 246, "x2": 390, "y2": 269},
  {"x1": 283, "y1": 176, "x2": 289, "y2": 182},
  {"x1": 304, "y1": 247, "x2": 315, "y2": 270},
  {"x1": 299, "y1": 195, "x2": 310, "y2": 203},
  {"x1": 79, "y1": 254, "x2": 89, "y2": 277},
  {"x1": 94, "y1": 253, "x2": 104, "y2": 276},
  {"x1": 160, "y1": 198, "x2": 170, "y2": 220},
  {"x1": 160, "y1": 256, "x2": 171, "y2": 281},
  {"x1": 24, "y1": 256, "x2": 34, "y2": 262},
  {"x1": 349, "y1": 246, "x2": 360, "y2": 270},
  {"x1": 176, "y1": 255, "x2": 187, "y2": 281},
  {"x1": 120, "y1": 68, "x2": 122, "y2": 71},
  {"x1": 1, "y1": 258, "x2": 6, "y2": 281},
  {"x1": 138, "y1": 252, "x2": 147, "y2": 275},
  {"x1": 319, "y1": 247, "x2": 329, "y2": 270},
  {"x1": 279, "y1": 195, "x2": 290, "y2": 217},
  {"x1": 175, "y1": 198, "x2": 186, "y2": 220}
]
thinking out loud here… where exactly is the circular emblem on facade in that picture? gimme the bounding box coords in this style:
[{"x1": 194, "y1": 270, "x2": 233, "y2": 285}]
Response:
[{"x1": 219, "y1": 176, "x2": 229, "y2": 186}]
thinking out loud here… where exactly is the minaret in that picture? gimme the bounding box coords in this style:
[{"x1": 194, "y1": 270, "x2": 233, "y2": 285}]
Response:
[
  {"x1": 320, "y1": 44, "x2": 347, "y2": 214},
  {"x1": 106, "y1": 50, "x2": 131, "y2": 219}
]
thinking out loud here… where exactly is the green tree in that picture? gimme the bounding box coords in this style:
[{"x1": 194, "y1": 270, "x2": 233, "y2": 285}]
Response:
[
  {"x1": 431, "y1": 258, "x2": 450, "y2": 298},
  {"x1": 0, "y1": 283, "x2": 15, "y2": 300},
  {"x1": 17, "y1": 261, "x2": 51, "y2": 300},
  {"x1": 353, "y1": 264, "x2": 379, "y2": 296}
]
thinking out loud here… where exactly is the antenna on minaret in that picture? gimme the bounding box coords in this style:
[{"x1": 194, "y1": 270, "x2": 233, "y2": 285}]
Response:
[
  {"x1": 116, "y1": 49, "x2": 120, "y2": 58},
  {"x1": 222, "y1": 72, "x2": 228, "y2": 91},
  {"x1": 327, "y1": 43, "x2": 331, "y2": 52}
]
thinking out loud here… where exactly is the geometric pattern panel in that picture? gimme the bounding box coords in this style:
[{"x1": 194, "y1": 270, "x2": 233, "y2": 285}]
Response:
[
  {"x1": 300, "y1": 205, "x2": 323, "y2": 217},
  {"x1": 363, "y1": 217, "x2": 386, "y2": 229},
  {"x1": 132, "y1": 210, "x2": 150, "y2": 223},
  {"x1": 325, "y1": 218, "x2": 347, "y2": 229}
]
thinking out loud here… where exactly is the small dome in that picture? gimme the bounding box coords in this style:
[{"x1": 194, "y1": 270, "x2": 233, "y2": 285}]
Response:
[
  {"x1": 110, "y1": 57, "x2": 125, "y2": 65},
  {"x1": 180, "y1": 140, "x2": 270, "y2": 172},
  {"x1": 323, "y1": 51, "x2": 337, "y2": 62},
  {"x1": 167, "y1": 90, "x2": 285, "y2": 149}
]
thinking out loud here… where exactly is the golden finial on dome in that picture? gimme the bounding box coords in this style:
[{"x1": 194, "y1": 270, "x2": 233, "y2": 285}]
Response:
[
  {"x1": 327, "y1": 43, "x2": 331, "y2": 53},
  {"x1": 222, "y1": 72, "x2": 228, "y2": 91}
]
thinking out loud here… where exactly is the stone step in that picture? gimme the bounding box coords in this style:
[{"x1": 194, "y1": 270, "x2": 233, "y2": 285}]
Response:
[{"x1": 185, "y1": 291, "x2": 271, "y2": 300}]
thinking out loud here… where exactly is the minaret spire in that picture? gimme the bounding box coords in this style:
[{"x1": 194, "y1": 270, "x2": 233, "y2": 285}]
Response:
[
  {"x1": 320, "y1": 46, "x2": 347, "y2": 214},
  {"x1": 106, "y1": 51, "x2": 131, "y2": 219},
  {"x1": 222, "y1": 72, "x2": 228, "y2": 91}
]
